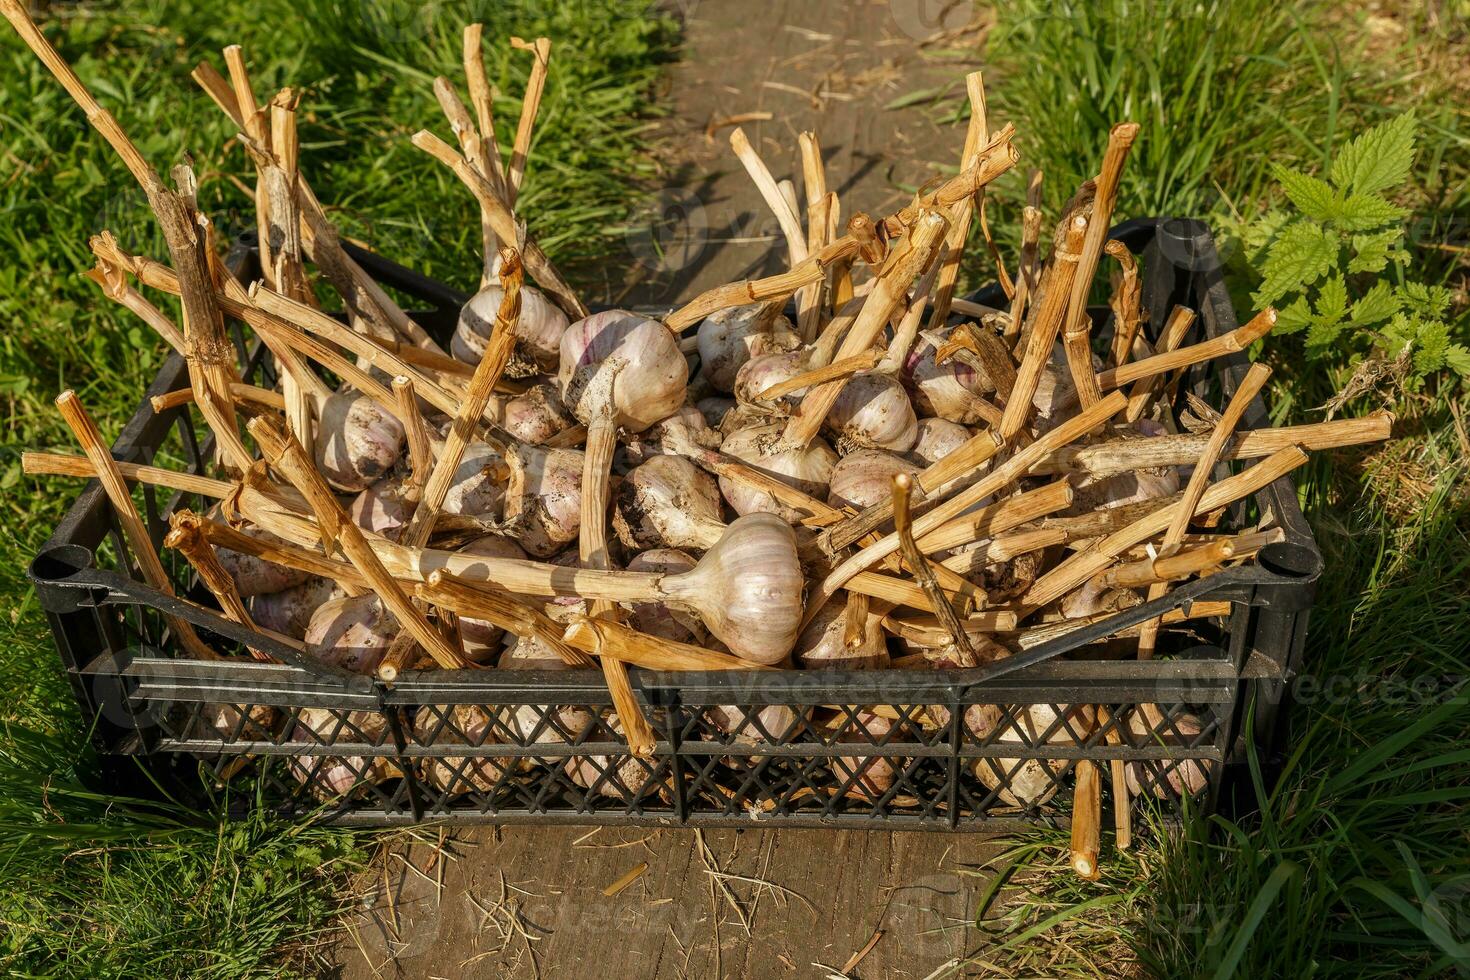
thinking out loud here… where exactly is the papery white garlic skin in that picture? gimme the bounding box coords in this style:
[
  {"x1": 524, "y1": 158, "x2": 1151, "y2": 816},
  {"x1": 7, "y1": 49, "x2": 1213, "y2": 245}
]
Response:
[
  {"x1": 249, "y1": 576, "x2": 347, "y2": 640},
  {"x1": 623, "y1": 549, "x2": 705, "y2": 643},
  {"x1": 825, "y1": 372, "x2": 919, "y2": 451},
  {"x1": 454, "y1": 282, "x2": 570, "y2": 373},
  {"x1": 414, "y1": 703, "x2": 508, "y2": 793},
  {"x1": 501, "y1": 382, "x2": 575, "y2": 445},
  {"x1": 831, "y1": 711, "x2": 905, "y2": 797},
  {"x1": 973, "y1": 704, "x2": 1094, "y2": 807},
  {"x1": 612, "y1": 455, "x2": 725, "y2": 551},
  {"x1": 495, "y1": 635, "x2": 598, "y2": 757},
  {"x1": 1126, "y1": 710, "x2": 1210, "y2": 798},
  {"x1": 216, "y1": 526, "x2": 313, "y2": 597},
  {"x1": 304, "y1": 594, "x2": 397, "y2": 675},
  {"x1": 454, "y1": 536, "x2": 529, "y2": 660},
  {"x1": 906, "y1": 417, "x2": 972, "y2": 468},
  {"x1": 796, "y1": 601, "x2": 889, "y2": 670},
  {"x1": 826, "y1": 449, "x2": 918, "y2": 511},
  {"x1": 557, "y1": 310, "x2": 688, "y2": 431},
  {"x1": 696, "y1": 396, "x2": 735, "y2": 431},
  {"x1": 717, "y1": 422, "x2": 837, "y2": 524},
  {"x1": 696, "y1": 304, "x2": 799, "y2": 392},
  {"x1": 903, "y1": 333, "x2": 996, "y2": 425},
  {"x1": 502, "y1": 444, "x2": 584, "y2": 556},
  {"x1": 705, "y1": 703, "x2": 805, "y2": 750},
  {"x1": 563, "y1": 714, "x2": 656, "y2": 798},
  {"x1": 315, "y1": 390, "x2": 406, "y2": 492}
]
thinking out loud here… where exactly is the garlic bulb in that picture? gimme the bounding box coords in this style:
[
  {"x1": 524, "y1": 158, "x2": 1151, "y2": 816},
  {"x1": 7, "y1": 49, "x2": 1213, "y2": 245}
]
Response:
[
  {"x1": 974, "y1": 703, "x2": 1094, "y2": 808},
  {"x1": 563, "y1": 714, "x2": 662, "y2": 799},
  {"x1": 1059, "y1": 576, "x2": 1143, "y2": 619},
  {"x1": 1125, "y1": 710, "x2": 1210, "y2": 798},
  {"x1": 249, "y1": 576, "x2": 346, "y2": 640},
  {"x1": 825, "y1": 373, "x2": 919, "y2": 451},
  {"x1": 733, "y1": 349, "x2": 807, "y2": 414},
  {"x1": 612, "y1": 455, "x2": 726, "y2": 552},
  {"x1": 216, "y1": 525, "x2": 312, "y2": 596},
  {"x1": 314, "y1": 389, "x2": 405, "y2": 492},
  {"x1": 455, "y1": 536, "x2": 529, "y2": 659},
  {"x1": 695, "y1": 302, "x2": 799, "y2": 392},
  {"x1": 718, "y1": 422, "x2": 837, "y2": 524},
  {"x1": 287, "y1": 706, "x2": 396, "y2": 800},
  {"x1": 454, "y1": 282, "x2": 569, "y2": 374},
  {"x1": 496, "y1": 634, "x2": 597, "y2": 756},
  {"x1": 906, "y1": 417, "x2": 972, "y2": 468},
  {"x1": 501, "y1": 443, "x2": 584, "y2": 556},
  {"x1": 826, "y1": 449, "x2": 918, "y2": 511},
  {"x1": 351, "y1": 476, "x2": 413, "y2": 542},
  {"x1": 501, "y1": 381, "x2": 575, "y2": 445},
  {"x1": 441, "y1": 441, "x2": 507, "y2": 517},
  {"x1": 304, "y1": 593, "x2": 397, "y2": 675},
  {"x1": 902, "y1": 333, "x2": 996, "y2": 425},
  {"x1": 414, "y1": 704, "x2": 507, "y2": 795},
  {"x1": 622, "y1": 549, "x2": 706, "y2": 643},
  {"x1": 831, "y1": 711, "x2": 907, "y2": 798},
  {"x1": 1030, "y1": 345, "x2": 1077, "y2": 434},
  {"x1": 796, "y1": 601, "x2": 889, "y2": 670},
  {"x1": 704, "y1": 703, "x2": 805, "y2": 750},
  {"x1": 557, "y1": 310, "x2": 688, "y2": 432}
]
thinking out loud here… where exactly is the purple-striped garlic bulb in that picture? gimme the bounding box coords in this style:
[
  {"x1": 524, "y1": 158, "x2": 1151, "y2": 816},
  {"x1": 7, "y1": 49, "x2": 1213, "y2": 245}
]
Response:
[
  {"x1": 557, "y1": 310, "x2": 688, "y2": 433},
  {"x1": 249, "y1": 576, "x2": 347, "y2": 640},
  {"x1": 500, "y1": 381, "x2": 576, "y2": 445},
  {"x1": 215, "y1": 525, "x2": 312, "y2": 597},
  {"x1": 696, "y1": 302, "x2": 799, "y2": 392},
  {"x1": 902, "y1": 332, "x2": 998, "y2": 425},
  {"x1": 612, "y1": 455, "x2": 726, "y2": 552},
  {"x1": 796, "y1": 600, "x2": 889, "y2": 670},
  {"x1": 826, "y1": 449, "x2": 919, "y2": 511},
  {"x1": 351, "y1": 476, "x2": 414, "y2": 542},
  {"x1": 906, "y1": 418, "x2": 972, "y2": 469},
  {"x1": 287, "y1": 706, "x2": 396, "y2": 801},
  {"x1": 413, "y1": 703, "x2": 507, "y2": 795},
  {"x1": 563, "y1": 714, "x2": 662, "y2": 799},
  {"x1": 501, "y1": 443, "x2": 585, "y2": 557},
  {"x1": 496, "y1": 634, "x2": 597, "y2": 757},
  {"x1": 973, "y1": 703, "x2": 1094, "y2": 808},
  {"x1": 733, "y1": 349, "x2": 807, "y2": 416},
  {"x1": 622, "y1": 549, "x2": 706, "y2": 644},
  {"x1": 314, "y1": 389, "x2": 405, "y2": 492},
  {"x1": 441, "y1": 442, "x2": 508, "y2": 518},
  {"x1": 717, "y1": 421, "x2": 837, "y2": 524},
  {"x1": 304, "y1": 594, "x2": 397, "y2": 675},
  {"x1": 454, "y1": 282, "x2": 570, "y2": 374},
  {"x1": 831, "y1": 711, "x2": 907, "y2": 798},
  {"x1": 454, "y1": 536, "x2": 529, "y2": 660},
  {"x1": 825, "y1": 373, "x2": 919, "y2": 451}
]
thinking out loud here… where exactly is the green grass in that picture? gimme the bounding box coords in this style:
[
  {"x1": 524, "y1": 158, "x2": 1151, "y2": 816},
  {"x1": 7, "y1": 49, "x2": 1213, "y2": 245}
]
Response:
[{"x1": 0, "y1": 1, "x2": 675, "y2": 975}]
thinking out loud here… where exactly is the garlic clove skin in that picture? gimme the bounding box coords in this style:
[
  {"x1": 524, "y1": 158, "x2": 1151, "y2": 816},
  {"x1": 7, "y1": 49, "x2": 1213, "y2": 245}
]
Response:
[
  {"x1": 612, "y1": 454, "x2": 726, "y2": 552},
  {"x1": 304, "y1": 594, "x2": 398, "y2": 675},
  {"x1": 696, "y1": 303, "x2": 799, "y2": 393},
  {"x1": 314, "y1": 390, "x2": 406, "y2": 492},
  {"x1": 905, "y1": 417, "x2": 973, "y2": 469},
  {"x1": 496, "y1": 635, "x2": 598, "y2": 759},
  {"x1": 454, "y1": 282, "x2": 570, "y2": 374},
  {"x1": 623, "y1": 548, "x2": 706, "y2": 643},
  {"x1": 705, "y1": 703, "x2": 806, "y2": 753},
  {"x1": 1125, "y1": 710, "x2": 1210, "y2": 798},
  {"x1": 350, "y1": 476, "x2": 414, "y2": 542},
  {"x1": 215, "y1": 525, "x2": 313, "y2": 597},
  {"x1": 557, "y1": 310, "x2": 688, "y2": 432},
  {"x1": 454, "y1": 536, "x2": 529, "y2": 660},
  {"x1": 1059, "y1": 577, "x2": 1143, "y2": 619},
  {"x1": 825, "y1": 372, "x2": 919, "y2": 451},
  {"x1": 902, "y1": 333, "x2": 997, "y2": 425},
  {"x1": 733, "y1": 349, "x2": 807, "y2": 414},
  {"x1": 717, "y1": 422, "x2": 837, "y2": 524},
  {"x1": 501, "y1": 381, "x2": 576, "y2": 445},
  {"x1": 249, "y1": 576, "x2": 347, "y2": 640},
  {"x1": 414, "y1": 704, "x2": 508, "y2": 793},
  {"x1": 796, "y1": 601, "x2": 889, "y2": 670},
  {"x1": 501, "y1": 443, "x2": 584, "y2": 557},
  {"x1": 663, "y1": 512, "x2": 805, "y2": 665},
  {"x1": 826, "y1": 449, "x2": 919, "y2": 511}
]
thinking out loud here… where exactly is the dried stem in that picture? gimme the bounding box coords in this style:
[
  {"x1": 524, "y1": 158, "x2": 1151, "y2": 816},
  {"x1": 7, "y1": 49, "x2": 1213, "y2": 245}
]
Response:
[
  {"x1": 392, "y1": 376, "x2": 434, "y2": 502},
  {"x1": 507, "y1": 36, "x2": 551, "y2": 206},
  {"x1": 165, "y1": 511, "x2": 276, "y2": 661},
  {"x1": 892, "y1": 473, "x2": 975, "y2": 665},
  {"x1": 1123, "y1": 305, "x2": 1195, "y2": 422},
  {"x1": 1070, "y1": 760, "x2": 1101, "y2": 879},
  {"x1": 1105, "y1": 241, "x2": 1143, "y2": 367}
]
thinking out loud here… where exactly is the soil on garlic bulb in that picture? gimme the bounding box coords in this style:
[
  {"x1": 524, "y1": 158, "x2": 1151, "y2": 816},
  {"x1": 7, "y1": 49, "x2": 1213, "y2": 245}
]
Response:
[
  {"x1": 454, "y1": 282, "x2": 570, "y2": 376},
  {"x1": 314, "y1": 389, "x2": 405, "y2": 492},
  {"x1": 303, "y1": 593, "x2": 398, "y2": 675},
  {"x1": 717, "y1": 422, "x2": 837, "y2": 523},
  {"x1": 500, "y1": 381, "x2": 576, "y2": 445},
  {"x1": 696, "y1": 302, "x2": 799, "y2": 393},
  {"x1": 501, "y1": 443, "x2": 584, "y2": 556},
  {"x1": 612, "y1": 454, "x2": 725, "y2": 552}
]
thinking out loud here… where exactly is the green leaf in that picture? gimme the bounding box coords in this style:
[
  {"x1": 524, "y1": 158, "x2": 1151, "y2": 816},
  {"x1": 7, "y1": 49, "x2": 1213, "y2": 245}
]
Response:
[
  {"x1": 1253, "y1": 222, "x2": 1339, "y2": 306},
  {"x1": 1272, "y1": 164, "x2": 1337, "y2": 221},
  {"x1": 1400, "y1": 281, "x2": 1453, "y2": 318},
  {"x1": 1348, "y1": 280, "x2": 1400, "y2": 327},
  {"x1": 1334, "y1": 192, "x2": 1409, "y2": 231},
  {"x1": 1313, "y1": 275, "x2": 1348, "y2": 323},
  {"x1": 1275, "y1": 296, "x2": 1313, "y2": 334},
  {"x1": 1329, "y1": 111, "x2": 1417, "y2": 196},
  {"x1": 1348, "y1": 229, "x2": 1401, "y2": 274},
  {"x1": 1445, "y1": 344, "x2": 1470, "y2": 377},
  {"x1": 1413, "y1": 319, "x2": 1451, "y2": 376},
  {"x1": 1306, "y1": 317, "x2": 1346, "y2": 349}
]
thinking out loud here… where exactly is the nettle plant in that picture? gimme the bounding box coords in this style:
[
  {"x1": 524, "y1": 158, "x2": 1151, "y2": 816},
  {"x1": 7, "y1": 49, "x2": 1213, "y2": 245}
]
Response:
[{"x1": 1244, "y1": 112, "x2": 1470, "y2": 388}]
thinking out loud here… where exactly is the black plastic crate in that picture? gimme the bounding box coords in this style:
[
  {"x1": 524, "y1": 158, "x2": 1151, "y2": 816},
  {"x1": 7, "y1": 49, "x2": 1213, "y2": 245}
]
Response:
[{"x1": 30, "y1": 218, "x2": 1318, "y2": 830}]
